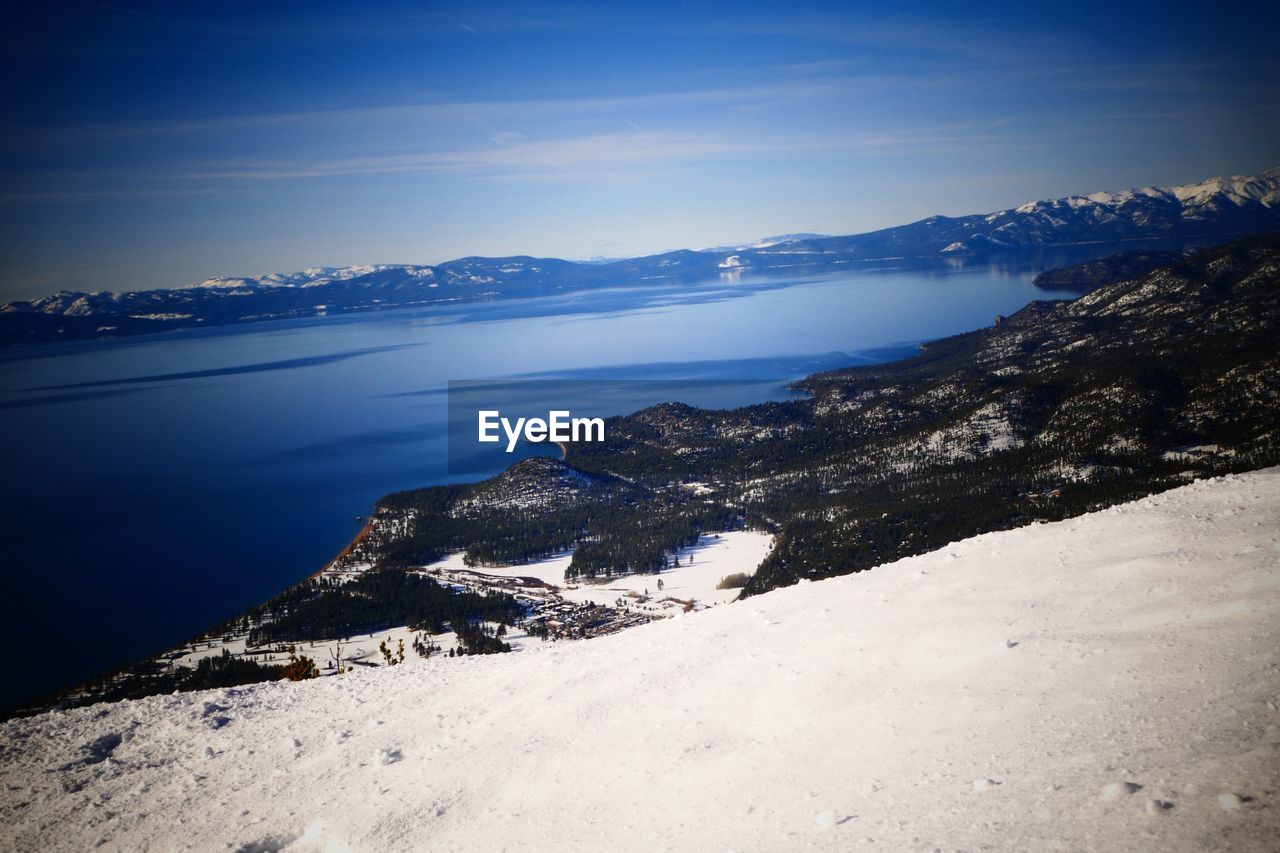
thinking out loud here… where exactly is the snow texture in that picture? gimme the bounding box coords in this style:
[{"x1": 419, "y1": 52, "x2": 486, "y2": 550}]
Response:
[{"x1": 2, "y1": 469, "x2": 1278, "y2": 852}]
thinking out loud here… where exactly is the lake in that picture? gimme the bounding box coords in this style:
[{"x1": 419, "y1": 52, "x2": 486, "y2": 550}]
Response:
[{"x1": 0, "y1": 249, "x2": 1118, "y2": 707}]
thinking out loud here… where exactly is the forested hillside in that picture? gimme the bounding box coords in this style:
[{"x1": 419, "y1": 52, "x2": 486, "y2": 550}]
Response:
[{"x1": 353, "y1": 236, "x2": 1280, "y2": 595}]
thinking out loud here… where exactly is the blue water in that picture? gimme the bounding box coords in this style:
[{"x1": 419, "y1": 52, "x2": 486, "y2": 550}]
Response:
[{"x1": 0, "y1": 255, "x2": 1091, "y2": 706}]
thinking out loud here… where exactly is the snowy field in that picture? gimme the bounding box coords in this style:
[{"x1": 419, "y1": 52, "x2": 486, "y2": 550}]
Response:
[
  {"x1": 164, "y1": 625, "x2": 447, "y2": 671},
  {"x1": 3, "y1": 470, "x2": 1278, "y2": 851},
  {"x1": 422, "y1": 529, "x2": 775, "y2": 614}
]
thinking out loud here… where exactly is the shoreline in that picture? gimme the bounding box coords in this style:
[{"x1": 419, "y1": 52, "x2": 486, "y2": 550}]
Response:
[{"x1": 306, "y1": 513, "x2": 378, "y2": 583}]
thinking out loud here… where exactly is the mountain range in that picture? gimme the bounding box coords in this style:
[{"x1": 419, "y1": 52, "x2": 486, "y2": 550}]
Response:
[{"x1": 2, "y1": 167, "x2": 1277, "y2": 346}]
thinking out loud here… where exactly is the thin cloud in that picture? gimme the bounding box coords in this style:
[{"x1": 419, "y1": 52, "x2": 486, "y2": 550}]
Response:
[
  {"x1": 168, "y1": 133, "x2": 769, "y2": 180},
  {"x1": 22, "y1": 80, "x2": 835, "y2": 143},
  {"x1": 0, "y1": 117, "x2": 1043, "y2": 200}
]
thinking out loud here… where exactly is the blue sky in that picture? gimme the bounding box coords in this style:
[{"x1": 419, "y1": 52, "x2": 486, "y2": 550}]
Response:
[{"x1": 1, "y1": 0, "x2": 1277, "y2": 300}]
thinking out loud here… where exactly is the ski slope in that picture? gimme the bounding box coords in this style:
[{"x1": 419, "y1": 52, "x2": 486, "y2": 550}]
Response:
[{"x1": 2, "y1": 470, "x2": 1278, "y2": 852}]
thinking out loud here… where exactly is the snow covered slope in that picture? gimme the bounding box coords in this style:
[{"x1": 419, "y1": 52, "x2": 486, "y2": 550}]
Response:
[{"x1": 3, "y1": 470, "x2": 1278, "y2": 852}]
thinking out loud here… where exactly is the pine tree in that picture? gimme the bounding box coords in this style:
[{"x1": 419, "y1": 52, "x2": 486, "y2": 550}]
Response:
[{"x1": 280, "y1": 645, "x2": 319, "y2": 681}]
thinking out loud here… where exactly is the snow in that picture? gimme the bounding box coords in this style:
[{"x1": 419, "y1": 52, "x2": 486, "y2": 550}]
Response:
[
  {"x1": 1004, "y1": 169, "x2": 1279, "y2": 222},
  {"x1": 420, "y1": 530, "x2": 775, "y2": 614},
  {"x1": 127, "y1": 312, "x2": 194, "y2": 321},
  {"x1": 1101, "y1": 781, "x2": 1143, "y2": 801},
  {"x1": 1219, "y1": 793, "x2": 1245, "y2": 811},
  {"x1": 912, "y1": 400, "x2": 1024, "y2": 462},
  {"x1": 1169, "y1": 174, "x2": 1280, "y2": 207},
  {"x1": 562, "y1": 530, "x2": 773, "y2": 610},
  {"x1": 162, "y1": 624, "x2": 452, "y2": 673},
  {"x1": 192, "y1": 276, "x2": 260, "y2": 289},
  {"x1": 1162, "y1": 444, "x2": 1236, "y2": 462},
  {"x1": 3, "y1": 470, "x2": 1279, "y2": 851},
  {"x1": 183, "y1": 265, "x2": 405, "y2": 291}
]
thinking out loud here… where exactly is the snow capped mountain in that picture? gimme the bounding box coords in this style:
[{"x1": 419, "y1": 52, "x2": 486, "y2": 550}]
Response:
[
  {"x1": 1027, "y1": 169, "x2": 1280, "y2": 215},
  {"x1": 191, "y1": 276, "x2": 260, "y2": 289},
  {"x1": 710, "y1": 169, "x2": 1280, "y2": 263},
  {"x1": 830, "y1": 167, "x2": 1280, "y2": 258},
  {"x1": 4, "y1": 468, "x2": 1277, "y2": 851},
  {"x1": 703, "y1": 232, "x2": 830, "y2": 252},
  {"x1": 1114, "y1": 168, "x2": 1280, "y2": 208},
  {"x1": 977, "y1": 168, "x2": 1280, "y2": 244},
  {"x1": 749, "y1": 232, "x2": 829, "y2": 247},
  {"x1": 0, "y1": 290, "x2": 125, "y2": 317},
  {"x1": 186, "y1": 265, "x2": 407, "y2": 290}
]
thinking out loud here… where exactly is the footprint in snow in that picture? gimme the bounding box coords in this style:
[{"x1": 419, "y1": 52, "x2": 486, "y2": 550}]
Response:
[
  {"x1": 201, "y1": 701, "x2": 233, "y2": 729},
  {"x1": 813, "y1": 810, "x2": 853, "y2": 831},
  {"x1": 58, "y1": 730, "x2": 133, "y2": 770},
  {"x1": 1218, "y1": 792, "x2": 1254, "y2": 810},
  {"x1": 1100, "y1": 781, "x2": 1143, "y2": 801},
  {"x1": 232, "y1": 832, "x2": 297, "y2": 853}
]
